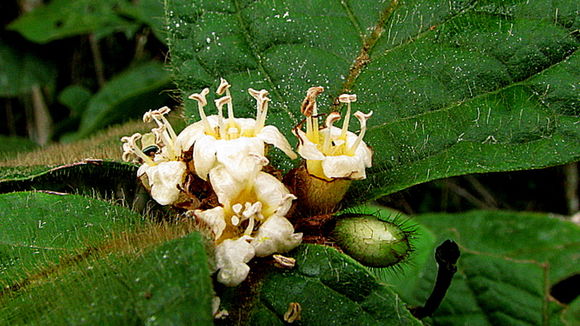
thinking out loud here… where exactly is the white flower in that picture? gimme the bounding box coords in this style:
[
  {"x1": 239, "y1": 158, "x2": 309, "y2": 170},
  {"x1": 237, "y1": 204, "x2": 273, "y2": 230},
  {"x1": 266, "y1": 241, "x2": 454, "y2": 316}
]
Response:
[
  {"x1": 209, "y1": 161, "x2": 296, "y2": 222},
  {"x1": 138, "y1": 160, "x2": 186, "y2": 205},
  {"x1": 193, "y1": 206, "x2": 227, "y2": 240},
  {"x1": 194, "y1": 159, "x2": 301, "y2": 286},
  {"x1": 175, "y1": 79, "x2": 296, "y2": 181},
  {"x1": 294, "y1": 88, "x2": 373, "y2": 180},
  {"x1": 215, "y1": 236, "x2": 255, "y2": 287},
  {"x1": 251, "y1": 215, "x2": 303, "y2": 257},
  {"x1": 121, "y1": 107, "x2": 186, "y2": 205}
]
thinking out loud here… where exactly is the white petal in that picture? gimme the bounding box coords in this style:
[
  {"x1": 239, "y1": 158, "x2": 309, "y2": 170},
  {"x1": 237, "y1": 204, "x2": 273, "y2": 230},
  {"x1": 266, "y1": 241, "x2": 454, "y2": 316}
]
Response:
[
  {"x1": 194, "y1": 207, "x2": 226, "y2": 240},
  {"x1": 251, "y1": 216, "x2": 302, "y2": 257},
  {"x1": 234, "y1": 118, "x2": 257, "y2": 131},
  {"x1": 174, "y1": 121, "x2": 206, "y2": 153},
  {"x1": 257, "y1": 125, "x2": 297, "y2": 160},
  {"x1": 321, "y1": 155, "x2": 366, "y2": 180},
  {"x1": 295, "y1": 129, "x2": 325, "y2": 160},
  {"x1": 193, "y1": 135, "x2": 218, "y2": 181},
  {"x1": 208, "y1": 165, "x2": 245, "y2": 206},
  {"x1": 146, "y1": 161, "x2": 186, "y2": 205},
  {"x1": 215, "y1": 237, "x2": 256, "y2": 286},
  {"x1": 215, "y1": 137, "x2": 265, "y2": 182},
  {"x1": 356, "y1": 141, "x2": 373, "y2": 168},
  {"x1": 346, "y1": 129, "x2": 372, "y2": 168},
  {"x1": 253, "y1": 172, "x2": 295, "y2": 217},
  {"x1": 137, "y1": 163, "x2": 150, "y2": 177}
]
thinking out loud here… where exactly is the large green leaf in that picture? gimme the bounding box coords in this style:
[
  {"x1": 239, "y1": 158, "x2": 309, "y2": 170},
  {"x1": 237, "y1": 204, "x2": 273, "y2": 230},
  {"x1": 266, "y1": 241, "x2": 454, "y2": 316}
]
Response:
[
  {"x1": 0, "y1": 161, "x2": 140, "y2": 204},
  {"x1": 220, "y1": 244, "x2": 422, "y2": 325},
  {"x1": 372, "y1": 208, "x2": 580, "y2": 326},
  {"x1": 0, "y1": 192, "x2": 143, "y2": 288},
  {"x1": 0, "y1": 192, "x2": 213, "y2": 325},
  {"x1": 165, "y1": 0, "x2": 579, "y2": 205},
  {"x1": 7, "y1": 0, "x2": 139, "y2": 43},
  {"x1": 1, "y1": 230, "x2": 213, "y2": 325}
]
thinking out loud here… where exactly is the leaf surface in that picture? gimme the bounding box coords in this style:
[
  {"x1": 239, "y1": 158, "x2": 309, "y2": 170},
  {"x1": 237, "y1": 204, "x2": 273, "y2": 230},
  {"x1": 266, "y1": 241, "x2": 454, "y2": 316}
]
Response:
[
  {"x1": 0, "y1": 161, "x2": 140, "y2": 204},
  {"x1": 1, "y1": 232, "x2": 213, "y2": 325},
  {"x1": 165, "y1": 0, "x2": 579, "y2": 204},
  {"x1": 0, "y1": 191, "x2": 143, "y2": 289}
]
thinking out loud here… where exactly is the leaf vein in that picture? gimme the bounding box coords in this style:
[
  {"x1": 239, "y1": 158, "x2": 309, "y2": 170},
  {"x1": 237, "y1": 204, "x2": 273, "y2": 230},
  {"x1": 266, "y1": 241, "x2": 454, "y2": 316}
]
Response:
[{"x1": 232, "y1": 0, "x2": 295, "y2": 121}]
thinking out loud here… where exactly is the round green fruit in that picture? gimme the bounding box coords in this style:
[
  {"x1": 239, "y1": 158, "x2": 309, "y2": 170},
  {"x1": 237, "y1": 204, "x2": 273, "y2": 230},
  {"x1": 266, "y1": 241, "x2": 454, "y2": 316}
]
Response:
[{"x1": 332, "y1": 214, "x2": 412, "y2": 268}]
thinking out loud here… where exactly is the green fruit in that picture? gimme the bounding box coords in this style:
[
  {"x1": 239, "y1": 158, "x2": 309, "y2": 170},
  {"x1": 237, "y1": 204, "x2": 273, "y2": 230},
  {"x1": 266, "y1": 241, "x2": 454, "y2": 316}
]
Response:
[{"x1": 333, "y1": 214, "x2": 412, "y2": 268}]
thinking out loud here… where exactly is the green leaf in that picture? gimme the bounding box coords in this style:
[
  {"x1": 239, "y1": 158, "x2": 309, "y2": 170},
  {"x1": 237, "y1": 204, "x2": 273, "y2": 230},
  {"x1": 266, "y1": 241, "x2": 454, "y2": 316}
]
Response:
[
  {"x1": 8, "y1": 0, "x2": 139, "y2": 43},
  {"x1": 165, "y1": 0, "x2": 579, "y2": 204},
  {"x1": 57, "y1": 85, "x2": 93, "y2": 115},
  {"x1": 0, "y1": 41, "x2": 56, "y2": 97},
  {"x1": 373, "y1": 209, "x2": 580, "y2": 325},
  {"x1": 0, "y1": 161, "x2": 139, "y2": 201},
  {"x1": 221, "y1": 244, "x2": 422, "y2": 325},
  {"x1": 118, "y1": 0, "x2": 168, "y2": 44},
  {"x1": 75, "y1": 62, "x2": 171, "y2": 139},
  {"x1": 1, "y1": 231, "x2": 213, "y2": 325},
  {"x1": 0, "y1": 191, "x2": 144, "y2": 288}
]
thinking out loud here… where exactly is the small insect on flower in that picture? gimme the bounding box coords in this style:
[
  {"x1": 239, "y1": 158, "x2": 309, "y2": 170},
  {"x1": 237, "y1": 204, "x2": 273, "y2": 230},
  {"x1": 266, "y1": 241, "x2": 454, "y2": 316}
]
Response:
[{"x1": 121, "y1": 108, "x2": 187, "y2": 206}]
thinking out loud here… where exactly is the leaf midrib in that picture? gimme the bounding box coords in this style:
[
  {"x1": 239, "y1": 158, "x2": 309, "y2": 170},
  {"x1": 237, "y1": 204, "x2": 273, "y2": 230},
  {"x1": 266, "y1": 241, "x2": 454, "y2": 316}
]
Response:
[{"x1": 232, "y1": 0, "x2": 295, "y2": 121}]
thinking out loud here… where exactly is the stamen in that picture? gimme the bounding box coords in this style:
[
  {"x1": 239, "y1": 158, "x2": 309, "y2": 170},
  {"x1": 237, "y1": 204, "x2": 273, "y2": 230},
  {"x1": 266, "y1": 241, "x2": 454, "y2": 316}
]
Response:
[
  {"x1": 216, "y1": 78, "x2": 231, "y2": 95},
  {"x1": 215, "y1": 96, "x2": 231, "y2": 139},
  {"x1": 188, "y1": 88, "x2": 212, "y2": 134},
  {"x1": 233, "y1": 203, "x2": 243, "y2": 215},
  {"x1": 244, "y1": 216, "x2": 255, "y2": 236},
  {"x1": 249, "y1": 88, "x2": 270, "y2": 132},
  {"x1": 242, "y1": 202, "x2": 262, "y2": 219},
  {"x1": 231, "y1": 203, "x2": 243, "y2": 226},
  {"x1": 256, "y1": 97, "x2": 270, "y2": 132},
  {"x1": 143, "y1": 107, "x2": 178, "y2": 141},
  {"x1": 220, "y1": 80, "x2": 235, "y2": 122},
  {"x1": 338, "y1": 94, "x2": 357, "y2": 140},
  {"x1": 152, "y1": 125, "x2": 176, "y2": 158},
  {"x1": 121, "y1": 133, "x2": 154, "y2": 164},
  {"x1": 349, "y1": 111, "x2": 373, "y2": 154},
  {"x1": 322, "y1": 112, "x2": 341, "y2": 153},
  {"x1": 301, "y1": 87, "x2": 324, "y2": 143},
  {"x1": 156, "y1": 107, "x2": 178, "y2": 141}
]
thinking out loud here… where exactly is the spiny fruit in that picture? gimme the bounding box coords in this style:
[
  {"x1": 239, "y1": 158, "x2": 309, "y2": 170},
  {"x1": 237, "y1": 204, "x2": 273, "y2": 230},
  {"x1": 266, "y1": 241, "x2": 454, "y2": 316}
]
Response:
[{"x1": 332, "y1": 214, "x2": 413, "y2": 268}]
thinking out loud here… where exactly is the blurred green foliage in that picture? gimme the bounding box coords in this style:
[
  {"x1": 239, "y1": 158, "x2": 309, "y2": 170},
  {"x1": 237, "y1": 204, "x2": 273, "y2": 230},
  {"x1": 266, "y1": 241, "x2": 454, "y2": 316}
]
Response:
[{"x1": 1, "y1": 0, "x2": 171, "y2": 142}]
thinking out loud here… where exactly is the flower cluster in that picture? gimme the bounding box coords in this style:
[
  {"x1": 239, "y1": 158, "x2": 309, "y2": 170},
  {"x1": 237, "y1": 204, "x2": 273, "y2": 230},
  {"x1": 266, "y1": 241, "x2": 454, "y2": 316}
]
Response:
[{"x1": 121, "y1": 81, "x2": 372, "y2": 287}]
